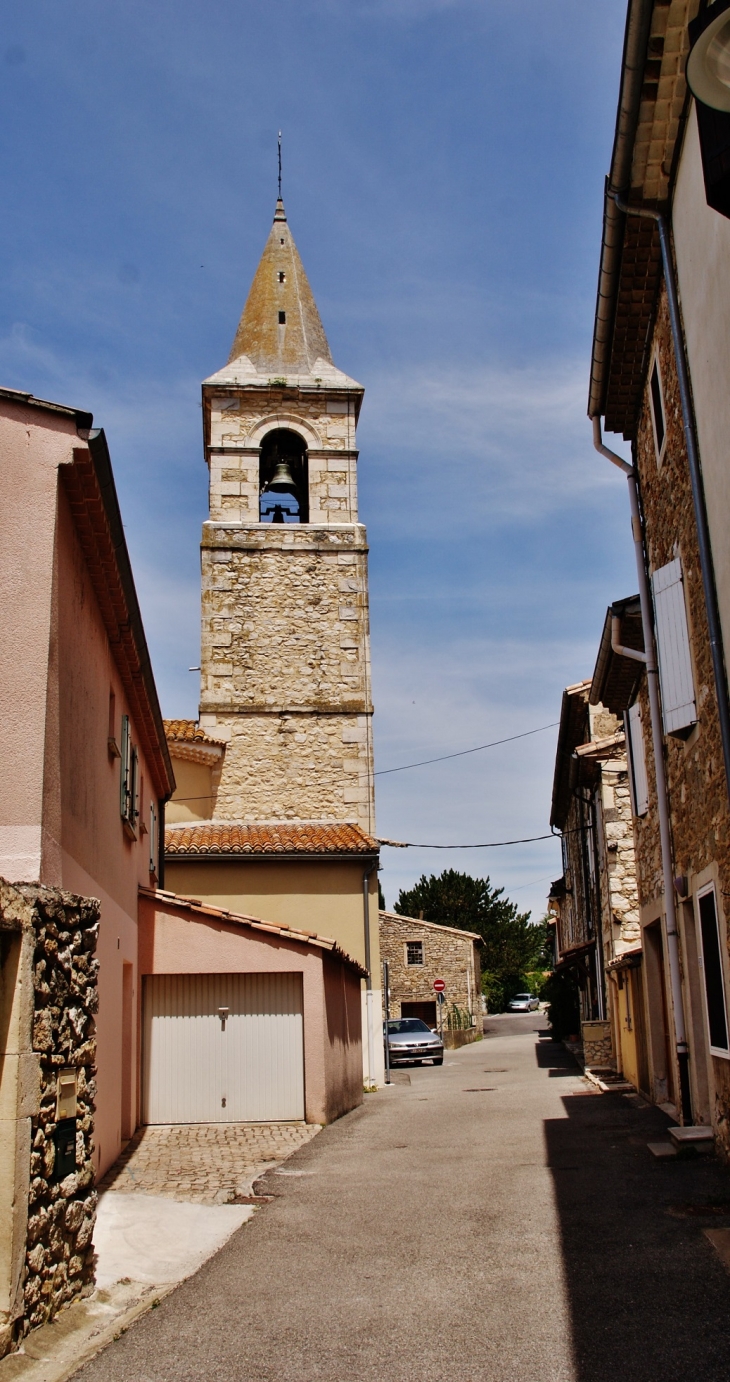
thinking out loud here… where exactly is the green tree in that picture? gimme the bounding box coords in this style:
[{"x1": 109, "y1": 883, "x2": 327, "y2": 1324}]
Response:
[{"x1": 394, "y1": 870, "x2": 547, "y2": 1012}]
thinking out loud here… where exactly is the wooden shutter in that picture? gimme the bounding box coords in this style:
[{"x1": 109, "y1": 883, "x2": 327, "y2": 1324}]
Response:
[
  {"x1": 120, "y1": 714, "x2": 130, "y2": 819},
  {"x1": 624, "y1": 703, "x2": 649, "y2": 816},
  {"x1": 149, "y1": 801, "x2": 158, "y2": 875},
  {"x1": 651, "y1": 559, "x2": 697, "y2": 735}
]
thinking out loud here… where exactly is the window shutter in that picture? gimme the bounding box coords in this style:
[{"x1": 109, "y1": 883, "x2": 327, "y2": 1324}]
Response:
[
  {"x1": 120, "y1": 714, "x2": 130, "y2": 819},
  {"x1": 698, "y1": 888, "x2": 729, "y2": 1054},
  {"x1": 624, "y1": 703, "x2": 649, "y2": 817},
  {"x1": 149, "y1": 801, "x2": 157, "y2": 875},
  {"x1": 651, "y1": 558, "x2": 697, "y2": 734},
  {"x1": 131, "y1": 747, "x2": 139, "y2": 829}
]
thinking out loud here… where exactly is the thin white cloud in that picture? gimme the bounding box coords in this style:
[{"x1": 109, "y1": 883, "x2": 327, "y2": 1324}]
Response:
[{"x1": 360, "y1": 357, "x2": 632, "y2": 532}]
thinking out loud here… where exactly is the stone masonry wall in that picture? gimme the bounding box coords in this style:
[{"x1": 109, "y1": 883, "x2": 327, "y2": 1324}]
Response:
[
  {"x1": 0, "y1": 880, "x2": 99, "y2": 1357},
  {"x1": 207, "y1": 389, "x2": 359, "y2": 525},
  {"x1": 633, "y1": 283, "x2": 730, "y2": 1151},
  {"x1": 379, "y1": 913, "x2": 481, "y2": 1027},
  {"x1": 200, "y1": 521, "x2": 375, "y2": 832}
]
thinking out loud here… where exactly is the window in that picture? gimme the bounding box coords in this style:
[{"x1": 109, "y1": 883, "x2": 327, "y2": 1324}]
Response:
[
  {"x1": 120, "y1": 715, "x2": 139, "y2": 838},
  {"x1": 149, "y1": 800, "x2": 158, "y2": 876},
  {"x1": 624, "y1": 702, "x2": 649, "y2": 816},
  {"x1": 697, "y1": 885, "x2": 729, "y2": 1056},
  {"x1": 651, "y1": 558, "x2": 697, "y2": 736},
  {"x1": 406, "y1": 941, "x2": 424, "y2": 966},
  {"x1": 278, "y1": 271, "x2": 286, "y2": 283},
  {"x1": 649, "y1": 356, "x2": 666, "y2": 464},
  {"x1": 278, "y1": 311, "x2": 286, "y2": 324}
]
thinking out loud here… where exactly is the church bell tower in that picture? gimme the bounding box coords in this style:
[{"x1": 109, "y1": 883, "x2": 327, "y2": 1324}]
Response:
[{"x1": 198, "y1": 198, "x2": 375, "y2": 832}]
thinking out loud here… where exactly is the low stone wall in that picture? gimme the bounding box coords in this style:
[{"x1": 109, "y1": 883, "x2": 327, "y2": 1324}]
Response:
[
  {"x1": 0, "y1": 880, "x2": 99, "y2": 1358},
  {"x1": 443, "y1": 1028, "x2": 482, "y2": 1050},
  {"x1": 581, "y1": 1019, "x2": 613, "y2": 1070}
]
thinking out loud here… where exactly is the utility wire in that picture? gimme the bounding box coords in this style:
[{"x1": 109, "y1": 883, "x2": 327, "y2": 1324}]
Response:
[
  {"x1": 170, "y1": 720, "x2": 561, "y2": 802},
  {"x1": 374, "y1": 721, "x2": 559, "y2": 777},
  {"x1": 377, "y1": 833, "x2": 556, "y2": 849}
]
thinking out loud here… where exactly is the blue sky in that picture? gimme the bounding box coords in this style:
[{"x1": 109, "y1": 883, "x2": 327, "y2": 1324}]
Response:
[{"x1": 0, "y1": 0, "x2": 636, "y2": 918}]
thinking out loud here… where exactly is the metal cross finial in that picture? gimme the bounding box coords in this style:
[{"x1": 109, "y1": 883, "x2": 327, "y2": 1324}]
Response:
[{"x1": 278, "y1": 131, "x2": 282, "y2": 199}]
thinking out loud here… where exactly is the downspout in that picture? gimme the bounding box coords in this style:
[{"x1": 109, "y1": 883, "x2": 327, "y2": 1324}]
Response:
[
  {"x1": 609, "y1": 193, "x2": 730, "y2": 807},
  {"x1": 363, "y1": 859, "x2": 378, "y2": 1088},
  {"x1": 592, "y1": 415, "x2": 692, "y2": 1122}
]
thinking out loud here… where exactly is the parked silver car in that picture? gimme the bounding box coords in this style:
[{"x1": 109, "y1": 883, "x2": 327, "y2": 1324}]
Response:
[
  {"x1": 507, "y1": 993, "x2": 540, "y2": 1012},
  {"x1": 385, "y1": 1018, "x2": 444, "y2": 1065}
]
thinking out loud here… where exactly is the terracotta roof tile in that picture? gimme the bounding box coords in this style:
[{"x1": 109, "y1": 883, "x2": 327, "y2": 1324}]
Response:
[
  {"x1": 164, "y1": 820, "x2": 378, "y2": 857},
  {"x1": 163, "y1": 719, "x2": 227, "y2": 747}
]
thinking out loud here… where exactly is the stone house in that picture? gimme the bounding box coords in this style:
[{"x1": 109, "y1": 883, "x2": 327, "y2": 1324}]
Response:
[
  {"x1": 588, "y1": 0, "x2": 730, "y2": 1144},
  {"x1": 549, "y1": 676, "x2": 641, "y2": 1074},
  {"x1": 378, "y1": 911, "x2": 481, "y2": 1044},
  {"x1": 163, "y1": 195, "x2": 383, "y2": 1087}
]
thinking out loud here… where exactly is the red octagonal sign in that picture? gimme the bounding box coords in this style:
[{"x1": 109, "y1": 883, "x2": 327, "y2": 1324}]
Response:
[{"x1": 433, "y1": 978, "x2": 446, "y2": 993}]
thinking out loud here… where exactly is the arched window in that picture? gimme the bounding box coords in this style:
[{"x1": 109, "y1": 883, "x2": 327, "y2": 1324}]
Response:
[{"x1": 259, "y1": 428, "x2": 308, "y2": 523}]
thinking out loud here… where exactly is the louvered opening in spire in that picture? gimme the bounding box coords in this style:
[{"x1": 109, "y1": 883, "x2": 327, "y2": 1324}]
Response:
[{"x1": 227, "y1": 201, "x2": 333, "y2": 374}]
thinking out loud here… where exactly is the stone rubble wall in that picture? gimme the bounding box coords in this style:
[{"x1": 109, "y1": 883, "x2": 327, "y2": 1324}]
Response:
[
  {"x1": 581, "y1": 1020, "x2": 613, "y2": 1070},
  {"x1": 0, "y1": 880, "x2": 99, "y2": 1357}
]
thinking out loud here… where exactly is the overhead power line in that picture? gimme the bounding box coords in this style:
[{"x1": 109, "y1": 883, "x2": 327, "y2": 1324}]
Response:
[
  {"x1": 377, "y1": 833, "x2": 556, "y2": 849},
  {"x1": 374, "y1": 722, "x2": 559, "y2": 777}
]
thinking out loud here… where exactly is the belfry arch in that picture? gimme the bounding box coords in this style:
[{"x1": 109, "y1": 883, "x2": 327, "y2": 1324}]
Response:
[{"x1": 259, "y1": 427, "x2": 308, "y2": 523}]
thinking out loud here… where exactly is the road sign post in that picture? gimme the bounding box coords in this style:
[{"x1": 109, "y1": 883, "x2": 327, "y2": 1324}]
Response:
[{"x1": 434, "y1": 979, "x2": 446, "y2": 1037}]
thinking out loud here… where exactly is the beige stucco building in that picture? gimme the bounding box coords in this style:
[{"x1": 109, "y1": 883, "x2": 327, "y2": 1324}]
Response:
[{"x1": 164, "y1": 196, "x2": 383, "y2": 1085}]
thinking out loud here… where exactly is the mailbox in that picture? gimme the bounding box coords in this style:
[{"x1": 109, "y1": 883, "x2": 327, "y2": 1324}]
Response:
[
  {"x1": 56, "y1": 1068, "x2": 77, "y2": 1121},
  {"x1": 52, "y1": 1119, "x2": 77, "y2": 1181}
]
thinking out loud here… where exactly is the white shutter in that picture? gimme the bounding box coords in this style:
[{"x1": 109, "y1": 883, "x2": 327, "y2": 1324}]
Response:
[
  {"x1": 624, "y1": 703, "x2": 648, "y2": 816},
  {"x1": 651, "y1": 558, "x2": 697, "y2": 734}
]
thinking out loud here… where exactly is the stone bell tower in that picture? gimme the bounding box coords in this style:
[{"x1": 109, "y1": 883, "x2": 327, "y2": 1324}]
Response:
[{"x1": 198, "y1": 198, "x2": 375, "y2": 832}]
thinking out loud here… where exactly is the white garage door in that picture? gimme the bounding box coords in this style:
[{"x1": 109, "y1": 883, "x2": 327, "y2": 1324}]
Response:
[{"x1": 142, "y1": 973, "x2": 304, "y2": 1124}]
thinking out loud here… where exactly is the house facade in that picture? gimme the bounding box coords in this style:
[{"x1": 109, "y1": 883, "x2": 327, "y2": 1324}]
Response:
[
  {"x1": 0, "y1": 389, "x2": 175, "y2": 1179},
  {"x1": 586, "y1": 0, "x2": 730, "y2": 1144},
  {"x1": 549, "y1": 678, "x2": 641, "y2": 1074},
  {"x1": 379, "y1": 910, "x2": 481, "y2": 1043}
]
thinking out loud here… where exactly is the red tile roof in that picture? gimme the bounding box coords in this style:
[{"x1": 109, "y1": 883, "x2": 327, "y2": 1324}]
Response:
[
  {"x1": 163, "y1": 719, "x2": 227, "y2": 747},
  {"x1": 164, "y1": 820, "x2": 378, "y2": 857}
]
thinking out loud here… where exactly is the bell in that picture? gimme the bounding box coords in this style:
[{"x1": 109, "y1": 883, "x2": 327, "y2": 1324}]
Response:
[{"x1": 268, "y1": 459, "x2": 296, "y2": 493}]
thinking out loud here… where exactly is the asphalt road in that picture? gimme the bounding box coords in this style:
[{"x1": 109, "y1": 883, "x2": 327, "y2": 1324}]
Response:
[{"x1": 74, "y1": 1014, "x2": 730, "y2": 1382}]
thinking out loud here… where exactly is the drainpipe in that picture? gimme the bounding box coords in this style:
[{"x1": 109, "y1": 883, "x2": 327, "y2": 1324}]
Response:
[
  {"x1": 592, "y1": 415, "x2": 692, "y2": 1123},
  {"x1": 609, "y1": 193, "x2": 730, "y2": 806},
  {"x1": 362, "y1": 860, "x2": 378, "y2": 1088}
]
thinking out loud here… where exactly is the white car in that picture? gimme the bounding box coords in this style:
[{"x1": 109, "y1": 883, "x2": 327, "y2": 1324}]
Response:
[{"x1": 507, "y1": 993, "x2": 540, "y2": 1012}]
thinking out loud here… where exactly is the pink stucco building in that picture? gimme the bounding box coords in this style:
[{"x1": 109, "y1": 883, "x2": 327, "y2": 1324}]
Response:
[
  {"x1": 0, "y1": 387, "x2": 175, "y2": 1176},
  {"x1": 0, "y1": 386, "x2": 364, "y2": 1185}
]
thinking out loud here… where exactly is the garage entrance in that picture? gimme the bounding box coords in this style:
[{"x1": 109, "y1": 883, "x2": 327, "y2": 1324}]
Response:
[
  {"x1": 401, "y1": 1000, "x2": 437, "y2": 1028},
  {"x1": 142, "y1": 972, "x2": 304, "y2": 1124}
]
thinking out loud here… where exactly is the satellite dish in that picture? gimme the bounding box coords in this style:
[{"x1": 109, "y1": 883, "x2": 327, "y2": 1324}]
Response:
[{"x1": 687, "y1": 0, "x2": 730, "y2": 113}]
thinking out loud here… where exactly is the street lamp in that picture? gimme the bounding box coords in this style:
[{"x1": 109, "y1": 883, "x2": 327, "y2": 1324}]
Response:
[{"x1": 687, "y1": 0, "x2": 730, "y2": 112}]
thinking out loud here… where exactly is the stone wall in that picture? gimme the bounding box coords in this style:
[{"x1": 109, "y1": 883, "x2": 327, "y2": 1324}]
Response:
[
  {"x1": 200, "y1": 379, "x2": 375, "y2": 834},
  {"x1": 632, "y1": 283, "x2": 730, "y2": 1152},
  {"x1": 379, "y1": 912, "x2": 481, "y2": 1029},
  {"x1": 581, "y1": 1020, "x2": 612, "y2": 1070},
  {"x1": 0, "y1": 879, "x2": 99, "y2": 1358}
]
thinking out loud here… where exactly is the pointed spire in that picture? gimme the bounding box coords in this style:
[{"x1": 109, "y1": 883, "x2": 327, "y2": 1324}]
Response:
[{"x1": 227, "y1": 202, "x2": 333, "y2": 374}]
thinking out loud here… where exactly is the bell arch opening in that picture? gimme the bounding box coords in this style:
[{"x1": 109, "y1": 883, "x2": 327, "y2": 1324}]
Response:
[{"x1": 259, "y1": 428, "x2": 309, "y2": 523}]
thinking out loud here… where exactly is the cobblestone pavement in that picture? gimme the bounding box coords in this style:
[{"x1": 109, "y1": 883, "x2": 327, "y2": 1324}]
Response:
[{"x1": 99, "y1": 1123, "x2": 320, "y2": 1204}]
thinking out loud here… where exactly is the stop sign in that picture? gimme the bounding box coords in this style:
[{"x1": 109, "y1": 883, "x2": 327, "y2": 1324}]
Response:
[{"x1": 433, "y1": 978, "x2": 446, "y2": 993}]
